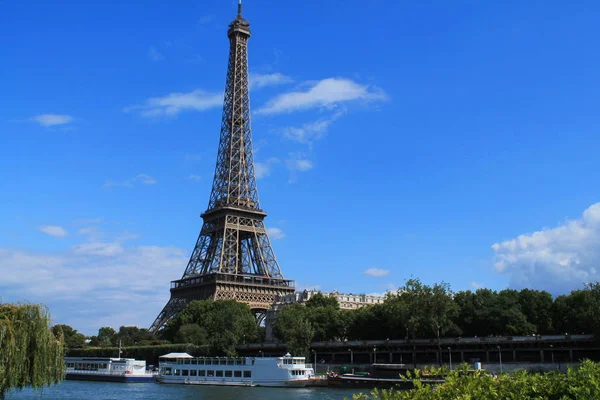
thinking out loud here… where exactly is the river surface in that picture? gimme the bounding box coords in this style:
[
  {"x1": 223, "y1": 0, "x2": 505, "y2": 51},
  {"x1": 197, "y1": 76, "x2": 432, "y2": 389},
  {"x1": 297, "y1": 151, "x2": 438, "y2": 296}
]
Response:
[{"x1": 8, "y1": 381, "x2": 362, "y2": 400}]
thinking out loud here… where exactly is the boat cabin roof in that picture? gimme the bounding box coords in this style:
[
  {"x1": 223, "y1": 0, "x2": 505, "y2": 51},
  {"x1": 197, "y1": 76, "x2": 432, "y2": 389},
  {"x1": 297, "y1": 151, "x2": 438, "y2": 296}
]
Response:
[{"x1": 159, "y1": 352, "x2": 193, "y2": 359}]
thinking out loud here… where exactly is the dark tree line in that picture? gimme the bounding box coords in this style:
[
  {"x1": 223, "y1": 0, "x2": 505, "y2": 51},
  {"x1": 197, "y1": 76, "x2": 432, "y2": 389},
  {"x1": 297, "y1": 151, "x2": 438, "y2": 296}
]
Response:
[
  {"x1": 53, "y1": 324, "x2": 160, "y2": 349},
  {"x1": 55, "y1": 280, "x2": 600, "y2": 359},
  {"x1": 273, "y1": 279, "x2": 600, "y2": 356}
]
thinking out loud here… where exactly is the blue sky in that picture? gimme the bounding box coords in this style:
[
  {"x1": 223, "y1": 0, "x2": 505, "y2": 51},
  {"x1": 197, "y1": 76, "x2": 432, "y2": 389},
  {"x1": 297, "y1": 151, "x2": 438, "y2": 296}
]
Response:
[{"x1": 2, "y1": 0, "x2": 600, "y2": 334}]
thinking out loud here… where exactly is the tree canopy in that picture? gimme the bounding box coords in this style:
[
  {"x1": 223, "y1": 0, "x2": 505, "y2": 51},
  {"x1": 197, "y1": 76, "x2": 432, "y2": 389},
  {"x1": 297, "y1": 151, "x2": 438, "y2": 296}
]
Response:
[
  {"x1": 162, "y1": 300, "x2": 258, "y2": 355},
  {"x1": 0, "y1": 304, "x2": 65, "y2": 400}
]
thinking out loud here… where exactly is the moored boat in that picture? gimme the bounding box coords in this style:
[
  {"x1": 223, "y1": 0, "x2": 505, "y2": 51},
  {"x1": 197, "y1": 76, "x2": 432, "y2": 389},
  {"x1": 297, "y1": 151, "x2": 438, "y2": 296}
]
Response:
[
  {"x1": 64, "y1": 356, "x2": 156, "y2": 383},
  {"x1": 157, "y1": 352, "x2": 315, "y2": 387}
]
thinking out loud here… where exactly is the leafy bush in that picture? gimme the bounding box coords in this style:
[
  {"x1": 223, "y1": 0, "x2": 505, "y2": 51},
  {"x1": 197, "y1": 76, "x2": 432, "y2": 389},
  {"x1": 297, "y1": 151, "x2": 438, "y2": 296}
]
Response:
[{"x1": 352, "y1": 360, "x2": 600, "y2": 400}]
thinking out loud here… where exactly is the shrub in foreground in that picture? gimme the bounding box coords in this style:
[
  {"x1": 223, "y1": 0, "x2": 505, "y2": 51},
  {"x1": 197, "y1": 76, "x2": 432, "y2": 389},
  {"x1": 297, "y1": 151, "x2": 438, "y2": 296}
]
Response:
[{"x1": 352, "y1": 360, "x2": 600, "y2": 400}]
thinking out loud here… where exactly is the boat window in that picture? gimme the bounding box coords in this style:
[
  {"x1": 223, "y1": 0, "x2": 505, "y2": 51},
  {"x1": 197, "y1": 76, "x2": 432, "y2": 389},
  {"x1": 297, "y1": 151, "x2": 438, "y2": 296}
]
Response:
[
  {"x1": 173, "y1": 369, "x2": 181, "y2": 376},
  {"x1": 163, "y1": 367, "x2": 172, "y2": 376},
  {"x1": 227, "y1": 358, "x2": 234, "y2": 365},
  {"x1": 225, "y1": 370, "x2": 232, "y2": 377},
  {"x1": 199, "y1": 370, "x2": 206, "y2": 376},
  {"x1": 234, "y1": 370, "x2": 242, "y2": 377},
  {"x1": 207, "y1": 370, "x2": 214, "y2": 377},
  {"x1": 220, "y1": 358, "x2": 227, "y2": 365},
  {"x1": 216, "y1": 370, "x2": 223, "y2": 377},
  {"x1": 198, "y1": 359, "x2": 205, "y2": 365},
  {"x1": 191, "y1": 359, "x2": 197, "y2": 365},
  {"x1": 190, "y1": 370, "x2": 197, "y2": 376},
  {"x1": 184, "y1": 359, "x2": 191, "y2": 364},
  {"x1": 182, "y1": 369, "x2": 189, "y2": 376},
  {"x1": 235, "y1": 359, "x2": 242, "y2": 365},
  {"x1": 243, "y1": 371, "x2": 251, "y2": 378},
  {"x1": 205, "y1": 359, "x2": 212, "y2": 365}
]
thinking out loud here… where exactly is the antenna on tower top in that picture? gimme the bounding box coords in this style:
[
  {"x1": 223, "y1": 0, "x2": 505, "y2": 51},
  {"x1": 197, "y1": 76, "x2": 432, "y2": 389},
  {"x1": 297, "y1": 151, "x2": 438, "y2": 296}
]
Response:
[{"x1": 238, "y1": 0, "x2": 243, "y2": 16}]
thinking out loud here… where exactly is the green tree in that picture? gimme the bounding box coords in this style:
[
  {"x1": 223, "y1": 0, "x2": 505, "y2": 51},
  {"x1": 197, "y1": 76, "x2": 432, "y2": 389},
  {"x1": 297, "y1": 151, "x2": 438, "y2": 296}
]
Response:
[
  {"x1": 552, "y1": 283, "x2": 600, "y2": 335},
  {"x1": 517, "y1": 288, "x2": 553, "y2": 334},
  {"x1": 97, "y1": 326, "x2": 117, "y2": 346},
  {"x1": 117, "y1": 326, "x2": 157, "y2": 346},
  {"x1": 394, "y1": 279, "x2": 459, "y2": 365},
  {"x1": 174, "y1": 324, "x2": 207, "y2": 346},
  {"x1": 306, "y1": 292, "x2": 339, "y2": 309},
  {"x1": 51, "y1": 324, "x2": 86, "y2": 349},
  {"x1": 163, "y1": 300, "x2": 258, "y2": 355},
  {"x1": 0, "y1": 304, "x2": 65, "y2": 399},
  {"x1": 272, "y1": 304, "x2": 314, "y2": 356}
]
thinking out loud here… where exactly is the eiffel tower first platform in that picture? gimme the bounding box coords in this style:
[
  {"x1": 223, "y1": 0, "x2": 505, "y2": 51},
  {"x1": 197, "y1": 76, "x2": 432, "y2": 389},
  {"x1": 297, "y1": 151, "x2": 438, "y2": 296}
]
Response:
[{"x1": 150, "y1": 1, "x2": 295, "y2": 332}]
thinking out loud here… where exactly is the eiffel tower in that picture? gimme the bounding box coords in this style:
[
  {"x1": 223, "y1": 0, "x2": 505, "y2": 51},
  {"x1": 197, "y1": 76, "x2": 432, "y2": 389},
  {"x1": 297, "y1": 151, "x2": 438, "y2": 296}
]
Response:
[{"x1": 150, "y1": 1, "x2": 295, "y2": 332}]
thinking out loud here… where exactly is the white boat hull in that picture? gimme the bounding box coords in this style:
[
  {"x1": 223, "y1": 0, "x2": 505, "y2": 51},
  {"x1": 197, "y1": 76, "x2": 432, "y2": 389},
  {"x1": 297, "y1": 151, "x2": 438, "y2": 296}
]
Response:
[{"x1": 158, "y1": 377, "x2": 311, "y2": 387}]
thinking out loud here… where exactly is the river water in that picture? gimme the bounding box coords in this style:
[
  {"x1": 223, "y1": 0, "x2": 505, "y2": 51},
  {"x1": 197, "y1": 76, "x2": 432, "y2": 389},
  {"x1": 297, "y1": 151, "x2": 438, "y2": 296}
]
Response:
[{"x1": 8, "y1": 381, "x2": 362, "y2": 400}]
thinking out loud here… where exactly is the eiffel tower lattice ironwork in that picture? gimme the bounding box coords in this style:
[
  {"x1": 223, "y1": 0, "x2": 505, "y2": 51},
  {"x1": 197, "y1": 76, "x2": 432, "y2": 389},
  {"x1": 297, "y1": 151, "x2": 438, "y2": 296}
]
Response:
[{"x1": 150, "y1": 1, "x2": 295, "y2": 332}]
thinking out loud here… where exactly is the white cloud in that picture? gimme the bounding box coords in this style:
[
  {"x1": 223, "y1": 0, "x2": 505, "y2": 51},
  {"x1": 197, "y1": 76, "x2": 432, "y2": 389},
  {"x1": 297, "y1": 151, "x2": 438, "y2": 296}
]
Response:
[
  {"x1": 254, "y1": 157, "x2": 280, "y2": 179},
  {"x1": 471, "y1": 281, "x2": 483, "y2": 290},
  {"x1": 103, "y1": 174, "x2": 157, "y2": 189},
  {"x1": 286, "y1": 157, "x2": 313, "y2": 172},
  {"x1": 0, "y1": 243, "x2": 188, "y2": 334},
  {"x1": 250, "y1": 72, "x2": 293, "y2": 90},
  {"x1": 125, "y1": 89, "x2": 223, "y2": 117},
  {"x1": 73, "y1": 242, "x2": 124, "y2": 257},
  {"x1": 492, "y1": 202, "x2": 600, "y2": 293},
  {"x1": 363, "y1": 268, "x2": 390, "y2": 277},
  {"x1": 282, "y1": 110, "x2": 345, "y2": 143},
  {"x1": 135, "y1": 174, "x2": 157, "y2": 185},
  {"x1": 38, "y1": 225, "x2": 68, "y2": 238},
  {"x1": 255, "y1": 163, "x2": 270, "y2": 179},
  {"x1": 267, "y1": 227, "x2": 285, "y2": 240},
  {"x1": 256, "y1": 78, "x2": 387, "y2": 115},
  {"x1": 148, "y1": 46, "x2": 164, "y2": 62},
  {"x1": 31, "y1": 114, "x2": 73, "y2": 127}
]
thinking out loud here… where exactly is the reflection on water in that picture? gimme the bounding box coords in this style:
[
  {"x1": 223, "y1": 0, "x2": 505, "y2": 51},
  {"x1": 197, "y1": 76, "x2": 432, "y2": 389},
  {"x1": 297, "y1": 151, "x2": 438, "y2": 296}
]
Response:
[{"x1": 9, "y1": 381, "x2": 361, "y2": 400}]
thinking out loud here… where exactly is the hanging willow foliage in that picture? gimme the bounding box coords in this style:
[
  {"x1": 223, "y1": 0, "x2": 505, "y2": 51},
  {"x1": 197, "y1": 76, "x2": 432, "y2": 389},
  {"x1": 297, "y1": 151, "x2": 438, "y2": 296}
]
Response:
[{"x1": 0, "y1": 304, "x2": 65, "y2": 399}]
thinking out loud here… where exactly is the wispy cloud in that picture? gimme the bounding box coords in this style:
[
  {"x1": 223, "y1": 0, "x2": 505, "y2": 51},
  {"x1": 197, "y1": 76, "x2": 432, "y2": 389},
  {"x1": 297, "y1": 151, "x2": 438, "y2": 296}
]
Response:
[
  {"x1": 250, "y1": 72, "x2": 293, "y2": 90},
  {"x1": 148, "y1": 46, "x2": 164, "y2": 62},
  {"x1": 102, "y1": 174, "x2": 157, "y2": 189},
  {"x1": 125, "y1": 89, "x2": 223, "y2": 117},
  {"x1": 267, "y1": 227, "x2": 285, "y2": 240},
  {"x1": 38, "y1": 225, "x2": 68, "y2": 238},
  {"x1": 471, "y1": 281, "x2": 483, "y2": 289},
  {"x1": 282, "y1": 110, "x2": 345, "y2": 143},
  {"x1": 363, "y1": 268, "x2": 390, "y2": 277},
  {"x1": 0, "y1": 243, "x2": 187, "y2": 334},
  {"x1": 31, "y1": 114, "x2": 73, "y2": 127},
  {"x1": 286, "y1": 154, "x2": 314, "y2": 172},
  {"x1": 254, "y1": 157, "x2": 280, "y2": 179},
  {"x1": 256, "y1": 78, "x2": 387, "y2": 115},
  {"x1": 73, "y1": 242, "x2": 124, "y2": 257},
  {"x1": 492, "y1": 202, "x2": 600, "y2": 294}
]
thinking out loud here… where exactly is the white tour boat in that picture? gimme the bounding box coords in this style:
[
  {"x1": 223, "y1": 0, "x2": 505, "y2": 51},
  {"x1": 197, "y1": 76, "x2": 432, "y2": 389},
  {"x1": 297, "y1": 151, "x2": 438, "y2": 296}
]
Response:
[
  {"x1": 157, "y1": 352, "x2": 315, "y2": 387},
  {"x1": 64, "y1": 356, "x2": 156, "y2": 383}
]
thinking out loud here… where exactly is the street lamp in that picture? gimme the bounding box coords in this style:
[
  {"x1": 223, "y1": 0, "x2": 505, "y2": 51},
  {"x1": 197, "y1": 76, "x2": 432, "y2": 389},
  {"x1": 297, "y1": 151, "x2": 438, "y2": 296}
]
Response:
[
  {"x1": 550, "y1": 345, "x2": 555, "y2": 366},
  {"x1": 448, "y1": 347, "x2": 452, "y2": 371},
  {"x1": 373, "y1": 345, "x2": 377, "y2": 364},
  {"x1": 348, "y1": 349, "x2": 354, "y2": 374},
  {"x1": 497, "y1": 346, "x2": 502, "y2": 374},
  {"x1": 312, "y1": 350, "x2": 317, "y2": 374}
]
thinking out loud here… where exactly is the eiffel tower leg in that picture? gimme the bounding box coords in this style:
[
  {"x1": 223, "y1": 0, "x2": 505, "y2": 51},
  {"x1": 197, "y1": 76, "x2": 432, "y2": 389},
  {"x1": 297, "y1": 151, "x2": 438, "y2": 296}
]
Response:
[{"x1": 149, "y1": 296, "x2": 189, "y2": 333}]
